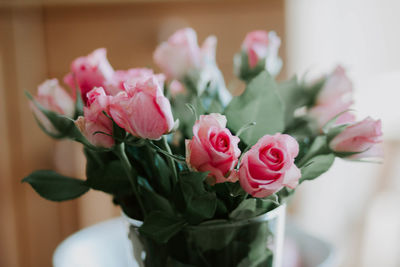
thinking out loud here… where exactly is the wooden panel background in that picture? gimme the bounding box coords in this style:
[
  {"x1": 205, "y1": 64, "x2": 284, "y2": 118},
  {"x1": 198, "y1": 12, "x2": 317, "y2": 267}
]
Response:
[{"x1": 0, "y1": 1, "x2": 285, "y2": 266}]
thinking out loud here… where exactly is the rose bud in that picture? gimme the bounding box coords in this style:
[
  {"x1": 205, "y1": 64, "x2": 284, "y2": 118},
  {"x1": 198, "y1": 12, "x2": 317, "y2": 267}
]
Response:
[
  {"x1": 75, "y1": 87, "x2": 114, "y2": 148},
  {"x1": 109, "y1": 75, "x2": 174, "y2": 140},
  {"x1": 153, "y1": 28, "x2": 217, "y2": 80},
  {"x1": 64, "y1": 48, "x2": 114, "y2": 105},
  {"x1": 239, "y1": 30, "x2": 283, "y2": 76},
  {"x1": 309, "y1": 100, "x2": 356, "y2": 130},
  {"x1": 185, "y1": 113, "x2": 241, "y2": 184},
  {"x1": 29, "y1": 79, "x2": 75, "y2": 134},
  {"x1": 309, "y1": 66, "x2": 355, "y2": 130},
  {"x1": 153, "y1": 28, "x2": 201, "y2": 79},
  {"x1": 329, "y1": 117, "x2": 383, "y2": 159},
  {"x1": 239, "y1": 134, "x2": 301, "y2": 198},
  {"x1": 104, "y1": 68, "x2": 154, "y2": 96}
]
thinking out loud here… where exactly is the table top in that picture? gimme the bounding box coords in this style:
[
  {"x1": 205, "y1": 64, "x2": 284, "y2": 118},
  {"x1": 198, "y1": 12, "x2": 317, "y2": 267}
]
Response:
[{"x1": 53, "y1": 217, "x2": 337, "y2": 267}]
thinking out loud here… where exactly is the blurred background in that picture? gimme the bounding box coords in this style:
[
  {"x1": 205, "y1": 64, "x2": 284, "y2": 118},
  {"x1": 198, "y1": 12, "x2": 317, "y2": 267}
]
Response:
[{"x1": 0, "y1": 0, "x2": 399, "y2": 266}]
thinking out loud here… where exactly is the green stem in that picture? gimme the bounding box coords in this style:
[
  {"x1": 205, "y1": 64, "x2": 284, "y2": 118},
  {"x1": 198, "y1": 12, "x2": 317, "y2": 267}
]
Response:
[
  {"x1": 160, "y1": 136, "x2": 178, "y2": 184},
  {"x1": 147, "y1": 140, "x2": 186, "y2": 163},
  {"x1": 114, "y1": 143, "x2": 146, "y2": 216}
]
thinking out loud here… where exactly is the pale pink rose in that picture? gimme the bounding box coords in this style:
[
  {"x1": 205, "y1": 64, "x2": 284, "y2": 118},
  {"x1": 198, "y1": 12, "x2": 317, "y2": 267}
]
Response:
[
  {"x1": 309, "y1": 66, "x2": 355, "y2": 129},
  {"x1": 309, "y1": 100, "x2": 355, "y2": 129},
  {"x1": 30, "y1": 79, "x2": 75, "y2": 134},
  {"x1": 185, "y1": 113, "x2": 241, "y2": 184},
  {"x1": 104, "y1": 68, "x2": 154, "y2": 96},
  {"x1": 316, "y1": 66, "x2": 353, "y2": 105},
  {"x1": 153, "y1": 28, "x2": 217, "y2": 79},
  {"x1": 242, "y1": 30, "x2": 282, "y2": 74},
  {"x1": 75, "y1": 87, "x2": 114, "y2": 148},
  {"x1": 109, "y1": 75, "x2": 174, "y2": 140},
  {"x1": 64, "y1": 48, "x2": 114, "y2": 105},
  {"x1": 239, "y1": 134, "x2": 301, "y2": 198},
  {"x1": 329, "y1": 117, "x2": 383, "y2": 159}
]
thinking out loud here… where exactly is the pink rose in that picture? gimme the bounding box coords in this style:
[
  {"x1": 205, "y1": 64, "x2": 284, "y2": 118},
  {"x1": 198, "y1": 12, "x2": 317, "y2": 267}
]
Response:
[
  {"x1": 309, "y1": 101, "x2": 356, "y2": 130},
  {"x1": 30, "y1": 79, "x2": 75, "y2": 134},
  {"x1": 153, "y1": 28, "x2": 216, "y2": 79},
  {"x1": 104, "y1": 68, "x2": 154, "y2": 96},
  {"x1": 185, "y1": 114, "x2": 241, "y2": 184},
  {"x1": 75, "y1": 87, "x2": 114, "y2": 148},
  {"x1": 241, "y1": 30, "x2": 282, "y2": 75},
  {"x1": 316, "y1": 66, "x2": 353, "y2": 105},
  {"x1": 239, "y1": 134, "x2": 301, "y2": 198},
  {"x1": 109, "y1": 75, "x2": 174, "y2": 140},
  {"x1": 329, "y1": 117, "x2": 383, "y2": 159},
  {"x1": 309, "y1": 66, "x2": 355, "y2": 129},
  {"x1": 64, "y1": 48, "x2": 114, "y2": 105}
]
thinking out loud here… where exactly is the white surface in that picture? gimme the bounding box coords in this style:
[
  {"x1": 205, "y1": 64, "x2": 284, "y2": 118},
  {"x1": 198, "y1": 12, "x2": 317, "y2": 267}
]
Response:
[
  {"x1": 53, "y1": 217, "x2": 336, "y2": 267},
  {"x1": 361, "y1": 192, "x2": 400, "y2": 267},
  {"x1": 53, "y1": 218, "x2": 137, "y2": 267}
]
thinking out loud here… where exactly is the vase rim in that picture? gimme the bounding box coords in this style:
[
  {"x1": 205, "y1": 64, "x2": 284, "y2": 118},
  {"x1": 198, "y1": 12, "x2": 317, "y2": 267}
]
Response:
[{"x1": 122, "y1": 203, "x2": 286, "y2": 230}]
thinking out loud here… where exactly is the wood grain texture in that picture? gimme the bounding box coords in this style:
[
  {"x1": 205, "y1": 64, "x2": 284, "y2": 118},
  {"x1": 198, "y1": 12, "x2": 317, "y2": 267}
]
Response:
[{"x1": 0, "y1": 10, "x2": 21, "y2": 267}]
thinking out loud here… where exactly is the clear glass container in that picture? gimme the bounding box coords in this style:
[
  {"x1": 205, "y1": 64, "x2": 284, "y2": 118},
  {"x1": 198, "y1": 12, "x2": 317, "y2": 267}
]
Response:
[{"x1": 124, "y1": 204, "x2": 286, "y2": 267}]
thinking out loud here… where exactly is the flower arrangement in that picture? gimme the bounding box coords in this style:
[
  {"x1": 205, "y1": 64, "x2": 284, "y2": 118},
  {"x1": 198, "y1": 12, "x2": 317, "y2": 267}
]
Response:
[{"x1": 23, "y1": 28, "x2": 382, "y2": 266}]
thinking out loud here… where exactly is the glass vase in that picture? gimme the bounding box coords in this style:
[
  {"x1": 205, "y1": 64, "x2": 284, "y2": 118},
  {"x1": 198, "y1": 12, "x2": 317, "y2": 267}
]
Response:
[{"x1": 124, "y1": 204, "x2": 286, "y2": 267}]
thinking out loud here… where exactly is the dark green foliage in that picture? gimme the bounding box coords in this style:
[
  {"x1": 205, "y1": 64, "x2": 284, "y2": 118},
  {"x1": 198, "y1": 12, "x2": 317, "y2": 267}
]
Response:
[
  {"x1": 22, "y1": 170, "x2": 89, "y2": 201},
  {"x1": 176, "y1": 172, "x2": 217, "y2": 224},
  {"x1": 139, "y1": 211, "x2": 187, "y2": 244},
  {"x1": 84, "y1": 148, "x2": 132, "y2": 195}
]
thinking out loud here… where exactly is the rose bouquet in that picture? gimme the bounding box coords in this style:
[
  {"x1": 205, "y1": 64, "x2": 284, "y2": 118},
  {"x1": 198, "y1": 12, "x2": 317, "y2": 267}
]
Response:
[{"x1": 23, "y1": 28, "x2": 382, "y2": 267}]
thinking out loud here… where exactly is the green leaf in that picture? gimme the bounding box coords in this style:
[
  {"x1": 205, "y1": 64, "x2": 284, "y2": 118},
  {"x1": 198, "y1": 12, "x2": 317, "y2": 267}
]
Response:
[
  {"x1": 127, "y1": 144, "x2": 174, "y2": 196},
  {"x1": 297, "y1": 135, "x2": 330, "y2": 167},
  {"x1": 178, "y1": 172, "x2": 217, "y2": 224},
  {"x1": 229, "y1": 197, "x2": 278, "y2": 220},
  {"x1": 300, "y1": 154, "x2": 335, "y2": 182},
  {"x1": 305, "y1": 77, "x2": 326, "y2": 107},
  {"x1": 153, "y1": 154, "x2": 172, "y2": 195},
  {"x1": 84, "y1": 149, "x2": 132, "y2": 195},
  {"x1": 207, "y1": 97, "x2": 224, "y2": 114},
  {"x1": 22, "y1": 170, "x2": 89, "y2": 201},
  {"x1": 225, "y1": 71, "x2": 285, "y2": 146},
  {"x1": 172, "y1": 95, "x2": 205, "y2": 138},
  {"x1": 139, "y1": 211, "x2": 187, "y2": 243},
  {"x1": 138, "y1": 182, "x2": 174, "y2": 215},
  {"x1": 237, "y1": 51, "x2": 266, "y2": 82},
  {"x1": 277, "y1": 77, "x2": 309, "y2": 127},
  {"x1": 213, "y1": 182, "x2": 247, "y2": 213},
  {"x1": 74, "y1": 89, "x2": 84, "y2": 118}
]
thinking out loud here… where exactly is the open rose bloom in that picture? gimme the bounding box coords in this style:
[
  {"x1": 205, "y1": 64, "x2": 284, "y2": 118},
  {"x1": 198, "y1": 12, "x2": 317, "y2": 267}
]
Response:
[
  {"x1": 185, "y1": 114, "x2": 240, "y2": 184},
  {"x1": 239, "y1": 134, "x2": 301, "y2": 197},
  {"x1": 24, "y1": 27, "x2": 384, "y2": 267},
  {"x1": 64, "y1": 48, "x2": 114, "y2": 104}
]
